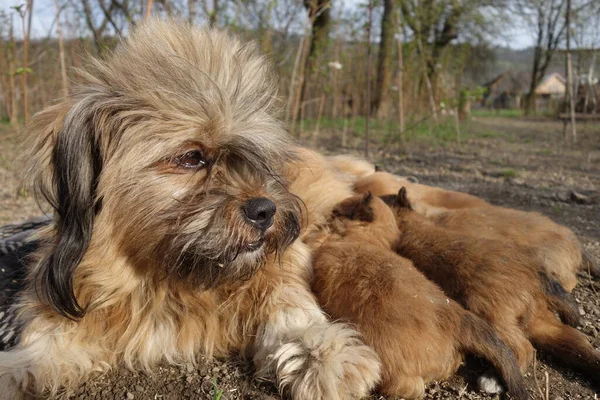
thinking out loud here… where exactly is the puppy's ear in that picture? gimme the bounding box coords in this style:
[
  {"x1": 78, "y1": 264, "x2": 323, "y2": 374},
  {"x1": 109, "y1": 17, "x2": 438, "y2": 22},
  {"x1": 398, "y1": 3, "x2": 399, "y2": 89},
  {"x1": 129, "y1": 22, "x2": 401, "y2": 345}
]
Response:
[
  {"x1": 351, "y1": 192, "x2": 374, "y2": 222},
  {"x1": 332, "y1": 193, "x2": 373, "y2": 222},
  {"x1": 396, "y1": 187, "x2": 413, "y2": 210},
  {"x1": 36, "y1": 100, "x2": 104, "y2": 320},
  {"x1": 361, "y1": 191, "x2": 373, "y2": 205}
]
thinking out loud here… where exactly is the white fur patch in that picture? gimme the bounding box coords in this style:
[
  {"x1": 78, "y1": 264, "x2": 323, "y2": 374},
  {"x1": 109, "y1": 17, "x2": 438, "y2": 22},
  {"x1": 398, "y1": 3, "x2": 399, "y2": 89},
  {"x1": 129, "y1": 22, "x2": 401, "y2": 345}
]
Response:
[{"x1": 478, "y1": 371, "x2": 504, "y2": 394}]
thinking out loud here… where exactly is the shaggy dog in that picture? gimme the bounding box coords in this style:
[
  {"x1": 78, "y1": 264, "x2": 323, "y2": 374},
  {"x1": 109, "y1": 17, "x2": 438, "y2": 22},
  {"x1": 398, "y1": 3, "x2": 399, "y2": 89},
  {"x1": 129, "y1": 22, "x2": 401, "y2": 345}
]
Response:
[
  {"x1": 356, "y1": 170, "x2": 594, "y2": 291},
  {"x1": 385, "y1": 188, "x2": 600, "y2": 389},
  {"x1": 308, "y1": 193, "x2": 528, "y2": 399},
  {"x1": 0, "y1": 20, "x2": 381, "y2": 399}
]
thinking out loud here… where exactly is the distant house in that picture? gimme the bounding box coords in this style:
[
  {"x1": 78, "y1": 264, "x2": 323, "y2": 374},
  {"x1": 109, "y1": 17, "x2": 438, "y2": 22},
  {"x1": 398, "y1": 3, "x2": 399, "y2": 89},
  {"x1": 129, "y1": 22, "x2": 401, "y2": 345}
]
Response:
[
  {"x1": 481, "y1": 72, "x2": 567, "y2": 112},
  {"x1": 481, "y1": 72, "x2": 529, "y2": 109},
  {"x1": 534, "y1": 72, "x2": 565, "y2": 111}
]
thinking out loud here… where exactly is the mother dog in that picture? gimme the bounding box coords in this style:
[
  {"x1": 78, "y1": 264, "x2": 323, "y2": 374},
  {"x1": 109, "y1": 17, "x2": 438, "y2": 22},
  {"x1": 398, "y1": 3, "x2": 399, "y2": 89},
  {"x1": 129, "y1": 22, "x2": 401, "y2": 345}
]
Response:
[{"x1": 0, "y1": 20, "x2": 379, "y2": 399}]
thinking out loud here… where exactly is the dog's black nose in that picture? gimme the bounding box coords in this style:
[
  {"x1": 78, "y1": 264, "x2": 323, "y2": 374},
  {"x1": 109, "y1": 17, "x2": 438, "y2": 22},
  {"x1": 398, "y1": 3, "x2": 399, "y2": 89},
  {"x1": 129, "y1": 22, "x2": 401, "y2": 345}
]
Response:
[{"x1": 243, "y1": 197, "x2": 276, "y2": 231}]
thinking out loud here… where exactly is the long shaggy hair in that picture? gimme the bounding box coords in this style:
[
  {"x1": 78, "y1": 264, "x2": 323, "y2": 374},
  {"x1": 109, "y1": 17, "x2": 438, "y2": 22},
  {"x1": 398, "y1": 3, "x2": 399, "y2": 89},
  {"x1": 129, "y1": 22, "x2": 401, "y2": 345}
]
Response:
[
  {"x1": 0, "y1": 20, "x2": 380, "y2": 399},
  {"x1": 356, "y1": 170, "x2": 587, "y2": 291},
  {"x1": 385, "y1": 187, "x2": 600, "y2": 390},
  {"x1": 308, "y1": 193, "x2": 527, "y2": 400}
]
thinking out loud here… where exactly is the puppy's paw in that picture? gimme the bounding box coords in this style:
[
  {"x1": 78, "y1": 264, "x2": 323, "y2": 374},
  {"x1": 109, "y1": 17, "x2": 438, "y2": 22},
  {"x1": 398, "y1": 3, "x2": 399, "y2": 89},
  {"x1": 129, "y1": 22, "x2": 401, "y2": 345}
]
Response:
[
  {"x1": 272, "y1": 323, "x2": 380, "y2": 400},
  {"x1": 478, "y1": 371, "x2": 504, "y2": 394}
]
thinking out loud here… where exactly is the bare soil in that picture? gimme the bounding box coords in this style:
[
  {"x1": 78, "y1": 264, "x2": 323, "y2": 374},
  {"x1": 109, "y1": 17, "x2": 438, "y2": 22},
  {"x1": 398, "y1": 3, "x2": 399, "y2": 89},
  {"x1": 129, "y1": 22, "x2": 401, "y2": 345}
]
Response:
[{"x1": 0, "y1": 116, "x2": 598, "y2": 400}]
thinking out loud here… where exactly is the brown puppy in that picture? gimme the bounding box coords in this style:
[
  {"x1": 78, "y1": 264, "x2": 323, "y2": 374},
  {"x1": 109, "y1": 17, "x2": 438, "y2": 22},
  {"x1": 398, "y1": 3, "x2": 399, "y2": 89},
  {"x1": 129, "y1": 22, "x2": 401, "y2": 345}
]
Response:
[
  {"x1": 309, "y1": 193, "x2": 528, "y2": 399},
  {"x1": 428, "y1": 206, "x2": 587, "y2": 291},
  {"x1": 355, "y1": 171, "x2": 488, "y2": 216},
  {"x1": 386, "y1": 188, "x2": 600, "y2": 389},
  {"x1": 358, "y1": 171, "x2": 590, "y2": 291}
]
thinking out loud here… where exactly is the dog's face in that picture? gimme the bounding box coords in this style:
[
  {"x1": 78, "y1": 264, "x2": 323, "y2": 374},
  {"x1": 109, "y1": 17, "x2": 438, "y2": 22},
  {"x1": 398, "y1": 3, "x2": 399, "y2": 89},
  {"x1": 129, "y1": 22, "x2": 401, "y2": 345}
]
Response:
[{"x1": 28, "y1": 20, "x2": 300, "y2": 319}]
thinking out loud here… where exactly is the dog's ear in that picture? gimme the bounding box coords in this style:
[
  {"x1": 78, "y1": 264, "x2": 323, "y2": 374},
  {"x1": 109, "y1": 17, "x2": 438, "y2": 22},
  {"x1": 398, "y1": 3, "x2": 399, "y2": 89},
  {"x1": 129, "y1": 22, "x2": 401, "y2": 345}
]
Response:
[
  {"x1": 350, "y1": 192, "x2": 374, "y2": 222},
  {"x1": 396, "y1": 187, "x2": 413, "y2": 210},
  {"x1": 36, "y1": 100, "x2": 104, "y2": 320},
  {"x1": 360, "y1": 191, "x2": 373, "y2": 205}
]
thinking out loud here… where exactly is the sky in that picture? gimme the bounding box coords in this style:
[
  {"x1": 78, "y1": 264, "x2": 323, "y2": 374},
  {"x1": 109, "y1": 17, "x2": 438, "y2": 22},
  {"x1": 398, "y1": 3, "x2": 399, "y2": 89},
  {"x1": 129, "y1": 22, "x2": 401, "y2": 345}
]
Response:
[{"x1": 0, "y1": 0, "x2": 536, "y2": 49}]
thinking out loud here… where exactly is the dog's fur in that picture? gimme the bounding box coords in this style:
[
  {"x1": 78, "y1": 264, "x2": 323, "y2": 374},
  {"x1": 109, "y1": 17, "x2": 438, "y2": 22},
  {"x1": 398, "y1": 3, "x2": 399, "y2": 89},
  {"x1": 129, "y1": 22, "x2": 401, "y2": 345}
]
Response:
[
  {"x1": 385, "y1": 188, "x2": 600, "y2": 388},
  {"x1": 308, "y1": 193, "x2": 528, "y2": 399},
  {"x1": 327, "y1": 154, "x2": 377, "y2": 181},
  {"x1": 359, "y1": 171, "x2": 588, "y2": 291},
  {"x1": 0, "y1": 21, "x2": 381, "y2": 399},
  {"x1": 355, "y1": 171, "x2": 488, "y2": 216},
  {"x1": 427, "y1": 206, "x2": 585, "y2": 291}
]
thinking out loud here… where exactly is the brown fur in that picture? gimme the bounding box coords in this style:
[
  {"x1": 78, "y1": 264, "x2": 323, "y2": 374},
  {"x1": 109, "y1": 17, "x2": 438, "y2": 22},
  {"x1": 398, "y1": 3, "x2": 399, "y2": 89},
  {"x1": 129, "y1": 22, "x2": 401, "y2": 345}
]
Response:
[
  {"x1": 358, "y1": 171, "x2": 585, "y2": 291},
  {"x1": 387, "y1": 188, "x2": 600, "y2": 389},
  {"x1": 327, "y1": 154, "x2": 376, "y2": 182},
  {"x1": 0, "y1": 20, "x2": 381, "y2": 400},
  {"x1": 355, "y1": 171, "x2": 488, "y2": 216},
  {"x1": 426, "y1": 207, "x2": 583, "y2": 292},
  {"x1": 309, "y1": 194, "x2": 527, "y2": 399}
]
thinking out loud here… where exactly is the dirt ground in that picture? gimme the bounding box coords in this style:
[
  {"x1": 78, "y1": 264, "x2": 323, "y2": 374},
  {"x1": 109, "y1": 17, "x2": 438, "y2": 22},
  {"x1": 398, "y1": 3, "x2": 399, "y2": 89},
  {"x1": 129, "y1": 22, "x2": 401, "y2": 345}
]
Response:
[{"x1": 0, "y1": 116, "x2": 599, "y2": 399}]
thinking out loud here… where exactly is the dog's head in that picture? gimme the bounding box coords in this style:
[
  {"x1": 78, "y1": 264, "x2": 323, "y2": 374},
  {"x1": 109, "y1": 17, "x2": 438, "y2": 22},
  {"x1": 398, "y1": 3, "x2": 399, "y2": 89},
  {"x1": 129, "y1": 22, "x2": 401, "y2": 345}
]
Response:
[
  {"x1": 331, "y1": 192, "x2": 398, "y2": 243},
  {"x1": 28, "y1": 20, "x2": 301, "y2": 319}
]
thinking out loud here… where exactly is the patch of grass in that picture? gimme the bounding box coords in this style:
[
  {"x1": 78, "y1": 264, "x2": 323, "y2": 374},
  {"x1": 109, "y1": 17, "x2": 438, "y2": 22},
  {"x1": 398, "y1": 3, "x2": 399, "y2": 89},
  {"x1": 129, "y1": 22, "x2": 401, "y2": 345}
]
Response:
[
  {"x1": 476, "y1": 129, "x2": 505, "y2": 138},
  {"x1": 297, "y1": 116, "x2": 466, "y2": 145},
  {"x1": 212, "y1": 378, "x2": 224, "y2": 400},
  {"x1": 501, "y1": 168, "x2": 519, "y2": 178},
  {"x1": 471, "y1": 109, "x2": 523, "y2": 118}
]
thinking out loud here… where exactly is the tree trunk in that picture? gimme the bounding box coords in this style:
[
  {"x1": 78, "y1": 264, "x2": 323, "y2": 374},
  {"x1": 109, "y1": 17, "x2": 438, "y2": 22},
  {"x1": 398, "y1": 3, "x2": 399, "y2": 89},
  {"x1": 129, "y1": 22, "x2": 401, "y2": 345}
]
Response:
[
  {"x1": 396, "y1": 28, "x2": 405, "y2": 142},
  {"x1": 22, "y1": 0, "x2": 33, "y2": 124},
  {"x1": 365, "y1": 0, "x2": 373, "y2": 158},
  {"x1": 372, "y1": 0, "x2": 394, "y2": 117},
  {"x1": 564, "y1": 0, "x2": 576, "y2": 143},
  {"x1": 8, "y1": 16, "x2": 18, "y2": 126},
  {"x1": 54, "y1": 0, "x2": 69, "y2": 97},
  {"x1": 300, "y1": 0, "x2": 331, "y2": 103},
  {"x1": 0, "y1": 31, "x2": 12, "y2": 119},
  {"x1": 525, "y1": 46, "x2": 542, "y2": 115},
  {"x1": 188, "y1": 0, "x2": 195, "y2": 23}
]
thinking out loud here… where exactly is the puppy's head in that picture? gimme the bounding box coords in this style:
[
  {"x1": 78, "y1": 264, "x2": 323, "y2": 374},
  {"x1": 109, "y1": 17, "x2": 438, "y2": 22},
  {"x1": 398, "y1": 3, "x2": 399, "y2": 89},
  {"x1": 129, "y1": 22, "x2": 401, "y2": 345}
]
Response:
[
  {"x1": 331, "y1": 192, "x2": 398, "y2": 244},
  {"x1": 28, "y1": 20, "x2": 300, "y2": 319},
  {"x1": 380, "y1": 187, "x2": 413, "y2": 212}
]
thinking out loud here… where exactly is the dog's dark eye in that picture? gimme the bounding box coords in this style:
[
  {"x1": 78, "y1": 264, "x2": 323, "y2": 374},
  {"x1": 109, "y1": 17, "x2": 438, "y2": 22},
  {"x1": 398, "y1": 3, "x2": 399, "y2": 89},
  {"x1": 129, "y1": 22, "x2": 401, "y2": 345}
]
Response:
[{"x1": 175, "y1": 150, "x2": 206, "y2": 169}]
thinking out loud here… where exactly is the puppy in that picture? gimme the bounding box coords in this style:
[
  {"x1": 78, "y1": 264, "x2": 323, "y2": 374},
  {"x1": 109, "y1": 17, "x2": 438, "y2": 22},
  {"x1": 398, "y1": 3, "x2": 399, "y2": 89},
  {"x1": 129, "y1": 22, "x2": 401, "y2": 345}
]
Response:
[
  {"x1": 0, "y1": 20, "x2": 380, "y2": 399},
  {"x1": 309, "y1": 193, "x2": 528, "y2": 399},
  {"x1": 355, "y1": 171, "x2": 488, "y2": 216},
  {"x1": 358, "y1": 171, "x2": 589, "y2": 291},
  {"x1": 386, "y1": 188, "x2": 600, "y2": 388}
]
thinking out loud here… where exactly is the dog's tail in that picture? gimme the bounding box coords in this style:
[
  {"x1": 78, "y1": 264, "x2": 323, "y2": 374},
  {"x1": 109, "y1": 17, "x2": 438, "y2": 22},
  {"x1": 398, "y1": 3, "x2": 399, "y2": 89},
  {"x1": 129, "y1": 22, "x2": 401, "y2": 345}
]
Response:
[
  {"x1": 582, "y1": 249, "x2": 600, "y2": 279},
  {"x1": 529, "y1": 307, "x2": 600, "y2": 390},
  {"x1": 458, "y1": 313, "x2": 528, "y2": 400},
  {"x1": 539, "y1": 271, "x2": 580, "y2": 327}
]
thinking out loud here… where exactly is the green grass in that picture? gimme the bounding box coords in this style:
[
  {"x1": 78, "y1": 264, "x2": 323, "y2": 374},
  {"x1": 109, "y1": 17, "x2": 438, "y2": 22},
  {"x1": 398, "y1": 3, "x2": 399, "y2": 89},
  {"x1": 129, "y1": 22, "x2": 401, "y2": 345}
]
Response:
[
  {"x1": 477, "y1": 129, "x2": 505, "y2": 138},
  {"x1": 471, "y1": 109, "x2": 523, "y2": 118},
  {"x1": 501, "y1": 168, "x2": 519, "y2": 178},
  {"x1": 297, "y1": 115, "x2": 515, "y2": 147},
  {"x1": 298, "y1": 116, "x2": 468, "y2": 145},
  {"x1": 212, "y1": 378, "x2": 224, "y2": 400}
]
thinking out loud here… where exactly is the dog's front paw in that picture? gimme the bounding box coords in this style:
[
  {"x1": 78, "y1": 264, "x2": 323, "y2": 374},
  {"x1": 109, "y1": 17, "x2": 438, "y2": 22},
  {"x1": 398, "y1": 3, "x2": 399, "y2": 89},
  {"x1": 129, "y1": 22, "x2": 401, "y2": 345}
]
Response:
[{"x1": 272, "y1": 323, "x2": 380, "y2": 400}]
